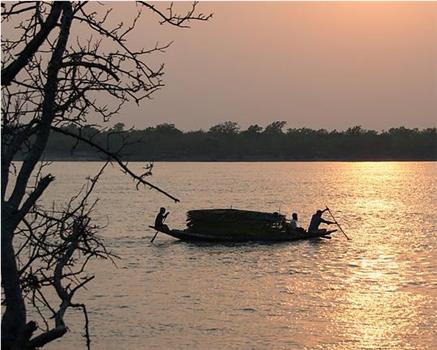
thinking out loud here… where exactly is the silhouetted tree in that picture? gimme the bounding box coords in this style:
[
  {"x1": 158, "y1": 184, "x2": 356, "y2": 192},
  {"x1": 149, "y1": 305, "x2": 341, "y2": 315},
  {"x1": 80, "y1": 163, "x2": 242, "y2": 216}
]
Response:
[
  {"x1": 209, "y1": 121, "x2": 240, "y2": 135},
  {"x1": 264, "y1": 121, "x2": 287, "y2": 134},
  {"x1": 42, "y1": 123, "x2": 437, "y2": 161},
  {"x1": 112, "y1": 122, "x2": 126, "y2": 132},
  {"x1": 155, "y1": 123, "x2": 183, "y2": 135},
  {"x1": 1, "y1": 2, "x2": 210, "y2": 349},
  {"x1": 242, "y1": 124, "x2": 263, "y2": 135}
]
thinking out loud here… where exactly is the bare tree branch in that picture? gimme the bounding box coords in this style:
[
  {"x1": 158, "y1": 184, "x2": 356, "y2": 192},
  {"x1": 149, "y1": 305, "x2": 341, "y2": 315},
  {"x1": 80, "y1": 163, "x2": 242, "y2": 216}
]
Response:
[
  {"x1": 51, "y1": 125, "x2": 180, "y2": 203},
  {"x1": 1, "y1": 2, "x2": 63, "y2": 86},
  {"x1": 137, "y1": 1, "x2": 213, "y2": 28},
  {"x1": 1, "y1": 1, "x2": 210, "y2": 348}
]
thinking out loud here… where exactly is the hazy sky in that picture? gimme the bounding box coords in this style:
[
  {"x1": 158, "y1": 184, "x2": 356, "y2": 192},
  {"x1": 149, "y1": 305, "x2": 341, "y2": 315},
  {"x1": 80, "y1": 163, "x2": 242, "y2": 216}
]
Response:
[{"x1": 33, "y1": 2, "x2": 437, "y2": 130}]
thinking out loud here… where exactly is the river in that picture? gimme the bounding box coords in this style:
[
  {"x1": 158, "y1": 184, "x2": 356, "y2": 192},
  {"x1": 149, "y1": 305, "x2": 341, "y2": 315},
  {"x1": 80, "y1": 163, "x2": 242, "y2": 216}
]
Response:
[{"x1": 34, "y1": 161, "x2": 436, "y2": 350}]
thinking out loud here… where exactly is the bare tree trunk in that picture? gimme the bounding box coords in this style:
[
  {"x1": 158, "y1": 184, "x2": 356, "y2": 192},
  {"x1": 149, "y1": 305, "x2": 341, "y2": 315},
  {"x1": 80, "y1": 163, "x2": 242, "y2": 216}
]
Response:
[
  {"x1": 1, "y1": 3, "x2": 73, "y2": 349},
  {"x1": 1, "y1": 216, "x2": 26, "y2": 350},
  {"x1": 1, "y1": 2, "x2": 209, "y2": 348},
  {"x1": 7, "y1": 2, "x2": 72, "y2": 213}
]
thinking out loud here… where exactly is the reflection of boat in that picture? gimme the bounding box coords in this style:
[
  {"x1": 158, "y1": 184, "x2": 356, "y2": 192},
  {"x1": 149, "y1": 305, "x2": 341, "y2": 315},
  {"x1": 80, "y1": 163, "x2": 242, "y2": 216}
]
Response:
[{"x1": 150, "y1": 209, "x2": 336, "y2": 242}]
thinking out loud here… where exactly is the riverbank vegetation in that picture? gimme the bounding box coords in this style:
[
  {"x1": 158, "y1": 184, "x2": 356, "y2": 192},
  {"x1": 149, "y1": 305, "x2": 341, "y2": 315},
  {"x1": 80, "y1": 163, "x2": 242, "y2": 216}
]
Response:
[{"x1": 44, "y1": 121, "x2": 436, "y2": 161}]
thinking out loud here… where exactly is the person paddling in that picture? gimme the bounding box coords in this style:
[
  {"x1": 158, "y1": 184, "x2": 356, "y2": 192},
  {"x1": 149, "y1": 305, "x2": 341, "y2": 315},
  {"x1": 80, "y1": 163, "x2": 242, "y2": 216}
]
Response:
[
  {"x1": 308, "y1": 209, "x2": 334, "y2": 232},
  {"x1": 155, "y1": 207, "x2": 170, "y2": 233}
]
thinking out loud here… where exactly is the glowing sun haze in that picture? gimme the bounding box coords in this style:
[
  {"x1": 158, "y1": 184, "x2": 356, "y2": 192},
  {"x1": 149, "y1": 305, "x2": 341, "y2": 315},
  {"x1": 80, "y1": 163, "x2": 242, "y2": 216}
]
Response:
[
  {"x1": 12, "y1": 2, "x2": 437, "y2": 130},
  {"x1": 126, "y1": 1, "x2": 437, "y2": 131}
]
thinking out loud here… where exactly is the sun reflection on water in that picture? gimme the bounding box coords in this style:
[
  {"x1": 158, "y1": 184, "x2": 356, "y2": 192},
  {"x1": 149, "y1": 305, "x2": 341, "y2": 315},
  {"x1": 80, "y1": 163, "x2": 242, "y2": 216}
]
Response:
[
  {"x1": 332, "y1": 246, "x2": 430, "y2": 350},
  {"x1": 35, "y1": 161, "x2": 436, "y2": 350}
]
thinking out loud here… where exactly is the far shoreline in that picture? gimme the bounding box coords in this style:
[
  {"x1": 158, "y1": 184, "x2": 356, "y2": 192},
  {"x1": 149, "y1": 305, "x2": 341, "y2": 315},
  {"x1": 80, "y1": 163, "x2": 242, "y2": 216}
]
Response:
[{"x1": 17, "y1": 157, "x2": 437, "y2": 163}]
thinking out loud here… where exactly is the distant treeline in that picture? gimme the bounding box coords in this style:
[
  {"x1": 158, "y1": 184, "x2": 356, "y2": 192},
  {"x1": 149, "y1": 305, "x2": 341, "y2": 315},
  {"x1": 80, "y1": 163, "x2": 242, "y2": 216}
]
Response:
[{"x1": 44, "y1": 121, "x2": 437, "y2": 161}]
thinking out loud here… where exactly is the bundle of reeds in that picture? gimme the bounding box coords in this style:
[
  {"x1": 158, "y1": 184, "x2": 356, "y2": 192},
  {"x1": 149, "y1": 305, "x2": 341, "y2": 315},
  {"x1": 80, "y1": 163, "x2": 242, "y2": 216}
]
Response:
[{"x1": 186, "y1": 209, "x2": 286, "y2": 238}]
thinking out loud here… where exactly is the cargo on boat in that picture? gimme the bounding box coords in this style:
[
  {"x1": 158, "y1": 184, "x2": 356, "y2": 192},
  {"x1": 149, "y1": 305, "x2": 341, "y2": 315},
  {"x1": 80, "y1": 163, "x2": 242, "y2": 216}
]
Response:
[{"x1": 150, "y1": 209, "x2": 336, "y2": 242}]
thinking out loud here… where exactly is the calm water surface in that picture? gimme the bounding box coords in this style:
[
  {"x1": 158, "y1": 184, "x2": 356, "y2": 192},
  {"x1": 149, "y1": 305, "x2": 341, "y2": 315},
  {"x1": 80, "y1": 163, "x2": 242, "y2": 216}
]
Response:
[{"x1": 37, "y1": 162, "x2": 436, "y2": 350}]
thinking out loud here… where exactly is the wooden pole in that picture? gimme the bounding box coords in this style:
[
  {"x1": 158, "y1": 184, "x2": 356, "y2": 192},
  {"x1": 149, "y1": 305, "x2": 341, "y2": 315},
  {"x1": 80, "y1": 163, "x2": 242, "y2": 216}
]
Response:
[
  {"x1": 150, "y1": 230, "x2": 159, "y2": 243},
  {"x1": 325, "y1": 206, "x2": 351, "y2": 240}
]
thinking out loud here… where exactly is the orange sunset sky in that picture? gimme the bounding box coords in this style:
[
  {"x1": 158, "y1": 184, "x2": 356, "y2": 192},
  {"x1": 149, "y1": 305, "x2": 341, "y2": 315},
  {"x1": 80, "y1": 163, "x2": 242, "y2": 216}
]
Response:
[
  {"x1": 6, "y1": 1, "x2": 437, "y2": 130},
  {"x1": 113, "y1": 2, "x2": 437, "y2": 130}
]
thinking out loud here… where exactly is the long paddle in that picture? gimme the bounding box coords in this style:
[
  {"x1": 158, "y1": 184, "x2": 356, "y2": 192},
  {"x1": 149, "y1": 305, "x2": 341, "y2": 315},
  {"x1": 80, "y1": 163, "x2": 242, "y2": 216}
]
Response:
[
  {"x1": 150, "y1": 230, "x2": 159, "y2": 243},
  {"x1": 325, "y1": 206, "x2": 351, "y2": 240}
]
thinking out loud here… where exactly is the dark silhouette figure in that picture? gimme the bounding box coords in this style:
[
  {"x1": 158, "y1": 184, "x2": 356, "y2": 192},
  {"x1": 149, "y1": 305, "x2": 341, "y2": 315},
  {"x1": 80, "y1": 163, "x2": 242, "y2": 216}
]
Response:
[
  {"x1": 288, "y1": 212, "x2": 306, "y2": 233},
  {"x1": 290, "y1": 213, "x2": 299, "y2": 230},
  {"x1": 155, "y1": 207, "x2": 170, "y2": 232},
  {"x1": 308, "y1": 209, "x2": 334, "y2": 232}
]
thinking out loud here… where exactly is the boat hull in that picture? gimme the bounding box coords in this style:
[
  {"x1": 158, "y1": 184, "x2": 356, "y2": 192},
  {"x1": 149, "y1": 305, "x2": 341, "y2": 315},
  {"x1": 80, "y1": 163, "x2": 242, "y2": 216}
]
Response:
[{"x1": 152, "y1": 227, "x2": 336, "y2": 242}]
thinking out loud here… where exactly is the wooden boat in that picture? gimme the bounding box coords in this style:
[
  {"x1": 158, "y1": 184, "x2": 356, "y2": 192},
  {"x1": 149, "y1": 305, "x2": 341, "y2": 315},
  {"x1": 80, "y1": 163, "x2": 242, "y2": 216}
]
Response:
[
  {"x1": 150, "y1": 226, "x2": 336, "y2": 242},
  {"x1": 150, "y1": 209, "x2": 337, "y2": 242}
]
